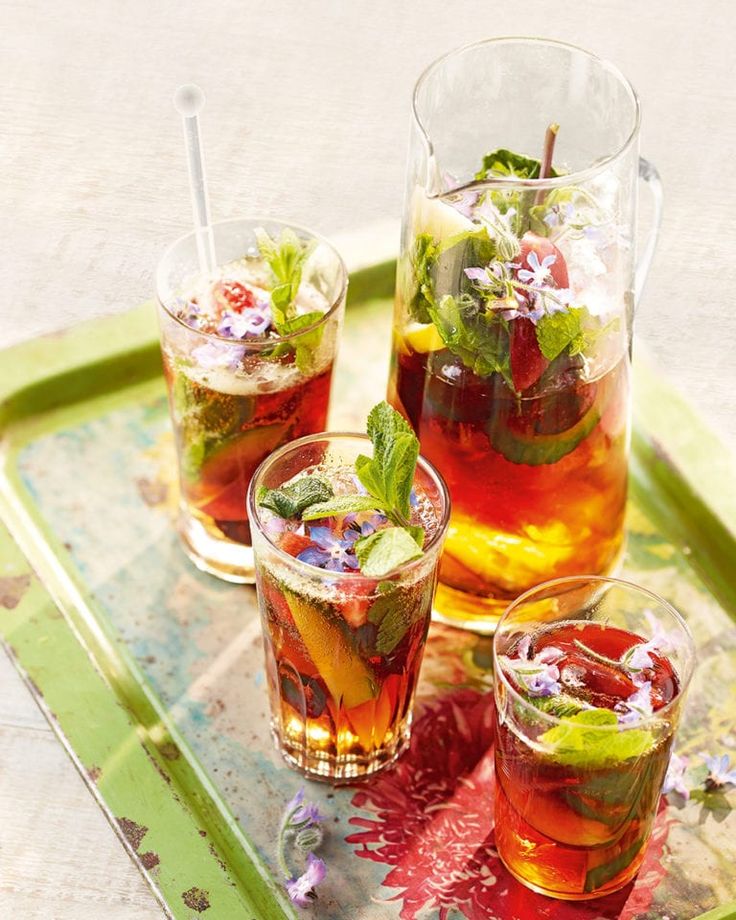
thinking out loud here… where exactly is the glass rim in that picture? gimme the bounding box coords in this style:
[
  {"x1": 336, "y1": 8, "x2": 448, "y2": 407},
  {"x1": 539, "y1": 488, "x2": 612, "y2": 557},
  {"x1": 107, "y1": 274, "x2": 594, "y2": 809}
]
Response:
[
  {"x1": 412, "y1": 36, "x2": 642, "y2": 195},
  {"x1": 492, "y1": 574, "x2": 696, "y2": 731},
  {"x1": 246, "y1": 430, "x2": 451, "y2": 581},
  {"x1": 155, "y1": 216, "x2": 348, "y2": 349}
]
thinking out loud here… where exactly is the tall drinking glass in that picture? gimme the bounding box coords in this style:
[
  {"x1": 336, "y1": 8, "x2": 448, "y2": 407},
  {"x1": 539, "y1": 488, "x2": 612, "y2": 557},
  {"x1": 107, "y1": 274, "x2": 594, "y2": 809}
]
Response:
[
  {"x1": 493, "y1": 576, "x2": 695, "y2": 899},
  {"x1": 388, "y1": 39, "x2": 663, "y2": 631},
  {"x1": 156, "y1": 218, "x2": 346, "y2": 582},
  {"x1": 247, "y1": 433, "x2": 450, "y2": 783}
]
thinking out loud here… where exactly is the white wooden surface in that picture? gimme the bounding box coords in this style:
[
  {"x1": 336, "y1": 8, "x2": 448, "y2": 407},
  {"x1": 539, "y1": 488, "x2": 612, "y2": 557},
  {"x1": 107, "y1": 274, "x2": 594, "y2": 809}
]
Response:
[{"x1": 1, "y1": 0, "x2": 735, "y2": 916}]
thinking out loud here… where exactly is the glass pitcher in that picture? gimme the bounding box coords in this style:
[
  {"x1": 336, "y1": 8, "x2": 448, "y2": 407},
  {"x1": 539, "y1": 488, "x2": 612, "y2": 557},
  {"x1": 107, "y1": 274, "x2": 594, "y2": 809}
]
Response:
[{"x1": 387, "y1": 38, "x2": 662, "y2": 632}]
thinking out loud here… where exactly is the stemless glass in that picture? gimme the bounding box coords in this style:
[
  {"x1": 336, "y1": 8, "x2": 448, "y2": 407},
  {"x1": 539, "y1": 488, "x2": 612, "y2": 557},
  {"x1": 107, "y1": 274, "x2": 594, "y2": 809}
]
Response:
[
  {"x1": 493, "y1": 576, "x2": 695, "y2": 900},
  {"x1": 388, "y1": 38, "x2": 663, "y2": 631},
  {"x1": 156, "y1": 218, "x2": 346, "y2": 583},
  {"x1": 247, "y1": 433, "x2": 450, "y2": 783}
]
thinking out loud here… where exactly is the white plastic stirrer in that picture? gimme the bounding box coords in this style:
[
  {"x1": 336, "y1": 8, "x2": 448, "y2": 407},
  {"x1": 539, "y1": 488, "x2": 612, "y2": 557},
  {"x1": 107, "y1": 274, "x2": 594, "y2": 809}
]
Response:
[{"x1": 173, "y1": 84, "x2": 217, "y2": 274}]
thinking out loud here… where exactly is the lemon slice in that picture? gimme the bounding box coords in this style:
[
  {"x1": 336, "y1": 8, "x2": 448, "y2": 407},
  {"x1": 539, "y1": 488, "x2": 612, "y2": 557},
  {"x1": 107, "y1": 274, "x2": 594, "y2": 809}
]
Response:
[
  {"x1": 403, "y1": 321, "x2": 445, "y2": 354},
  {"x1": 410, "y1": 187, "x2": 475, "y2": 240},
  {"x1": 282, "y1": 588, "x2": 377, "y2": 709},
  {"x1": 443, "y1": 515, "x2": 577, "y2": 594}
]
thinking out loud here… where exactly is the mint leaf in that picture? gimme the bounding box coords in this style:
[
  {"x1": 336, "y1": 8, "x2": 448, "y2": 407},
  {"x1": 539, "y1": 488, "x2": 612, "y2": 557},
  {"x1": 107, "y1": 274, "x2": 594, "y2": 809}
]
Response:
[
  {"x1": 277, "y1": 310, "x2": 325, "y2": 373},
  {"x1": 584, "y1": 837, "x2": 645, "y2": 894},
  {"x1": 367, "y1": 591, "x2": 397, "y2": 626},
  {"x1": 383, "y1": 432, "x2": 419, "y2": 520},
  {"x1": 538, "y1": 709, "x2": 654, "y2": 768},
  {"x1": 474, "y1": 148, "x2": 563, "y2": 235},
  {"x1": 355, "y1": 453, "x2": 389, "y2": 505},
  {"x1": 531, "y1": 693, "x2": 588, "y2": 719},
  {"x1": 366, "y1": 589, "x2": 415, "y2": 654},
  {"x1": 369, "y1": 580, "x2": 435, "y2": 653},
  {"x1": 375, "y1": 606, "x2": 412, "y2": 654},
  {"x1": 410, "y1": 233, "x2": 439, "y2": 323},
  {"x1": 475, "y1": 148, "x2": 561, "y2": 182},
  {"x1": 354, "y1": 527, "x2": 423, "y2": 577},
  {"x1": 357, "y1": 402, "x2": 421, "y2": 524},
  {"x1": 172, "y1": 373, "x2": 194, "y2": 416},
  {"x1": 302, "y1": 495, "x2": 387, "y2": 521},
  {"x1": 366, "y1": 401, "x2": 415, "y2": 467},
  {"x1": 535, "y1": 307, "x2": 589, "y2": 361},
  {"x1": 259, "y1": 477, "x2": 334, "y2": 519},
  {"x1": 256, "y1": 227, "x2": 316, "y2": 326},
  {"x1": 405, "y1": 524, "x2": 425, "y2": 549},
  {"x1": 430, "y1": 294, "x2": 513, "y2": 386}
]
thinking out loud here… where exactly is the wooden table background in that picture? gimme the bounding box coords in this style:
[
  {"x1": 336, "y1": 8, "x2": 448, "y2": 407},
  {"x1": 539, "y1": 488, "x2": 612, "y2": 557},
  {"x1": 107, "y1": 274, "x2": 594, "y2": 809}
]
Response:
[{"x1": 1, "y1": 0, "x2": 735, "y2": 916}]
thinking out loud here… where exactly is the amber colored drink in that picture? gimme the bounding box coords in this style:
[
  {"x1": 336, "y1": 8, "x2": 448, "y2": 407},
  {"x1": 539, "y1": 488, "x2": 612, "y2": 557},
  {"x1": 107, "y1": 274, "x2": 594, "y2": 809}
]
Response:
[
  {"x1": 163, "y1": 358, "x2": 332, "y2": 546},
  {"x1": 493, "y1": 584, "x2": 694, "y2": 902},
  {"x1": 248, "y1": 432, "x2": 450, "y2": 783},
  {"x1": 390, "y1": 344, "x2": 629, "y2": 629},
  {"x1": 156, "y1": 217, "x2": 346, "y2": 582},
  {"x1": 257, "y1": 557, "x2": 435, "y2": 780}
]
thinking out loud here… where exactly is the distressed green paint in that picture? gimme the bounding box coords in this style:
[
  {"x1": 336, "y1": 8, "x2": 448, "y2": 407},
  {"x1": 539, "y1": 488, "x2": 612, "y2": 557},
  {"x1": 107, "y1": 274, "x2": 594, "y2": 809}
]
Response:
[
  {"x1": 0, "y1": 524, "x2": 292, "y2": 920},
  {"x1": 0, "y1": 258, "x2": 734, "y2": 919}
]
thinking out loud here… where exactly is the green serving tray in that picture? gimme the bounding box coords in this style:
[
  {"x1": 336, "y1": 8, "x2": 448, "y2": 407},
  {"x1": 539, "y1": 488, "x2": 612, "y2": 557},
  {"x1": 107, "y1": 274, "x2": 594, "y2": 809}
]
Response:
[{"x1": 1, "y1": 234, "x2": 735, "y2": 920}]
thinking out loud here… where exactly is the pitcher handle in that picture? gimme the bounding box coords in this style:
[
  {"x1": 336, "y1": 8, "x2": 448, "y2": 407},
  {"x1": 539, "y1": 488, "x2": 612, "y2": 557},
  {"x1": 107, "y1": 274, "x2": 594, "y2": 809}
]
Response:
[{"x1": 635, "y1": 157, "x2": 664, "y2": 305}]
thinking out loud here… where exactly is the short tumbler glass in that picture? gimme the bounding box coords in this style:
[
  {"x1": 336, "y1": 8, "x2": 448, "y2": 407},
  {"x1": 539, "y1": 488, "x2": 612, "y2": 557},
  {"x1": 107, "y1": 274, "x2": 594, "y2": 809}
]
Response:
[
  {"x1": 493, "y1": 576, "x2": 695, "y2": 900},
  {"x1": 156, "y1": 217, "x2": 346, "y2": 583},
  {"x1": 247, "y1": 433, "x2": 450, "y2": 783}
]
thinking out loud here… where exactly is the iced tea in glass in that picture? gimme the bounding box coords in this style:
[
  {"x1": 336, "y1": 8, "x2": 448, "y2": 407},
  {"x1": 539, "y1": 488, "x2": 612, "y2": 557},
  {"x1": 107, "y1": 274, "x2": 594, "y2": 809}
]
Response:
[
  {"x1": 493, "y1": 576, "x2": 694, "y2": 899},
  {"x1": 248, "y1": 426, "x2": 449, "y2": 782},
  {"x1": 156, "y1": 218, "x2": 346, "y2": 582}
]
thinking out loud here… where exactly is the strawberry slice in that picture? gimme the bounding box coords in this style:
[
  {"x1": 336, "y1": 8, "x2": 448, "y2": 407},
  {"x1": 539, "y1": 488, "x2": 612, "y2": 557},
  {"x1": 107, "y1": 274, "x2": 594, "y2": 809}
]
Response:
[
  {"x1": 510, "y1": 317, "x2": 548, "y2": 392},
  {"x1": 279, "y1": 532, "x2": 314, "y2": 557},
  {"x1": 509, "y1": 233, "x2": 570, "y2": 392},
  {"x1": 336, "y1": 578, "x2": 378, "y2": 630},
  {"x1": 212, "y1": 280, "x2": 257, "y2": 314}
]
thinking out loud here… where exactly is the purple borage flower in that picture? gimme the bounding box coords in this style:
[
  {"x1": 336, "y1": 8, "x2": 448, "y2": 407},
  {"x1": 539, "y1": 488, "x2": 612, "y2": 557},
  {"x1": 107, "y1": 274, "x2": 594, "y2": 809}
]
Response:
[
  {"x1": 285, "y1": 788, "x2": 325, "y2": 827},
  {"x1": 279, "y1": 788, "x2": 327, "y2": 909},
  {"x1": 286, "y1": 853, "x2": 327, "y2": 909},
  {"x1": 663, "y1": 753, "x2": 690, "y2": 799},
  {"x1": 517, "y1": 250, "x2": 556, "y2": 286},
  {"x1": 448, "y1": 187, "x2": 481, "y2": 219},
  {"x1": 543, "y1": 202, "x2": 576, "y2": 229},
  {"x1": 464, "y1": 265, "x2": 502, "y2": 285},
  {"x1": 501, "y1": 635, "x2": 564, "y2": 698},
  {"x1": 344, "y1": 511, "x2": 388, "y2": 538},
  {"x1": 217, "y1": 299, "x2": 272, "y2": 339},
  {"x1": 297, "y1": 526, "x2": 360, "y2": 571},
  {"x1": 191, "y1": 340, "x2": 245, "y2": 371},
  {"x1": 476, "y1": 199, "x2": 517, "y2": 232},
  {"x1": 463, "y1": 261, "x2": 573, "y2": 326},
  {"x1": 615, "y1": 680, "x2": 654, "y2": 725},
  {"x1": 703, "y1": 753, "x2": 736, "y2": 789},
  {"x1": 621, "y1": 609, "x2": 682, "y2": 675}
]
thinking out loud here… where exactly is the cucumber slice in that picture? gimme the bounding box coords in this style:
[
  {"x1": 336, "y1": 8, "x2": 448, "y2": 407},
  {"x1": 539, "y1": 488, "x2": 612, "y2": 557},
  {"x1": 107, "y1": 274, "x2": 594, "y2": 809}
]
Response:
[{"x1": 490, "y1": 404, "x2": 599, "y2": 466}]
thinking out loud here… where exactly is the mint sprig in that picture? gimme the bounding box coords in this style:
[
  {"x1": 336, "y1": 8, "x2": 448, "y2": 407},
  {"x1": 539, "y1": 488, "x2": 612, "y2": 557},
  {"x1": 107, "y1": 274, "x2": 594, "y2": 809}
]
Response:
[
  {"x1": 256, "y1": 402, "x2": 428, "y2": 578},
  {"x1": 349, "y1": 402, "x2": 427, "y2": 576},
  {"x1": 356, "y1": 403, "x2": 419, "y2": 528},
  {"x1": 475, "y1": 147, "x2": 561, "y2": 182},
  {"x1": 256, "y1": 227, "x2": 316, "y2": 325},
  {"x1": 256, "y1": 227, "x2": 324, "y2": 371}
]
